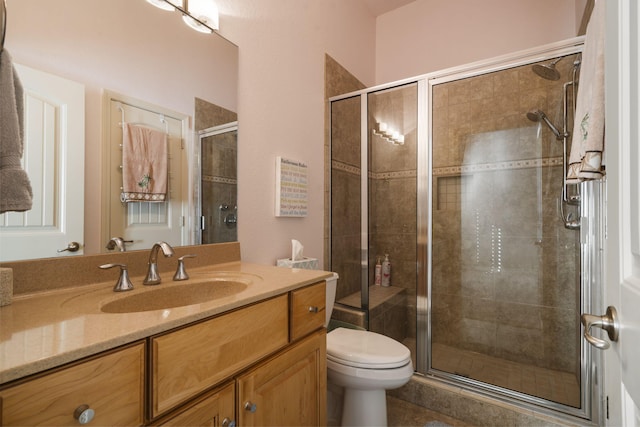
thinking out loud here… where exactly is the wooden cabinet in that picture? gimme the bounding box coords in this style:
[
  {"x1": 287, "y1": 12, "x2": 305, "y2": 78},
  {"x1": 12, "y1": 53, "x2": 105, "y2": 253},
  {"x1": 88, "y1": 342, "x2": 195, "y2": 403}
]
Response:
[
  {"x1": 237, "y1": 329, "x2": 327, "y2": 427},
  {"x1": 151, "y1": 295, "x2": 288, "y2": 418},
  {"x1": 154, "y1": 382, "x2": 235, "y2": 427},
  {"x1": 0, "y1": 343, "x2": 145, "y2": 426},
  {"x1": 0, "y1": 280, "x2": 327, "y2": 427}
]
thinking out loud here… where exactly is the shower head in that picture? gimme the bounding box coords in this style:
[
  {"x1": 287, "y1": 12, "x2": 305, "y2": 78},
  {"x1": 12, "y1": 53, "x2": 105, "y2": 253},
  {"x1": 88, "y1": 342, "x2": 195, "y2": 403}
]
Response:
[
  {"x1": 526, "y1": 109, "x2": 567, "y2": 140},
  {"x1": 532, "y1": 58, "x2": 562, "y2": 81},
  {"x1": 526, "y1": 110, "x2": 545, "y2": 122}
]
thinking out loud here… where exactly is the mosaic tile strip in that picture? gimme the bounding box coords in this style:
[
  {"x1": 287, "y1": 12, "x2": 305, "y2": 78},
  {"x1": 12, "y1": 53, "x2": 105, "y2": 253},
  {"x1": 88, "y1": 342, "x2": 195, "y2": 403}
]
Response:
[
  {"x1": 203, "y1": 175, "x2": 237, "y2": 185},
  {"x1": 332, "y1": 160, "x2": 416, "y2": 180},
  {"x1": 333, "y1": 157, "x2": 563, "y2": 180},
  {"x1": 332, "y1": 160, "x2": 361, "y2": 176},
  {"x1": 433, "y1": 157, "x2": 563, "y2": 176}
]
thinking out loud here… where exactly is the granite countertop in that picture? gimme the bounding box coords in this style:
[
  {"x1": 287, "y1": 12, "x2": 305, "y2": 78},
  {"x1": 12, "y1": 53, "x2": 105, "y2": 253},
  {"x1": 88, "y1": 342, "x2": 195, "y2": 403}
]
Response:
[{"x1": 0, "y1": 261, "x2": 332, "y2": 385}]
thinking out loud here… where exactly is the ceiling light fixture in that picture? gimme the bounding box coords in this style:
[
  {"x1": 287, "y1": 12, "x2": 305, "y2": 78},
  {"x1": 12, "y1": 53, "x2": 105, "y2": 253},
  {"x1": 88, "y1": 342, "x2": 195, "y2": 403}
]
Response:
[
  {"x1": 145, "y1": 0, "x2": 181, "y2": 12},
  {"x1": 145, "y1": 0, "x2": 219, "y2": 34},
  {"x1": 182, "y1": 0, "x2": 219, "y2": 33}
]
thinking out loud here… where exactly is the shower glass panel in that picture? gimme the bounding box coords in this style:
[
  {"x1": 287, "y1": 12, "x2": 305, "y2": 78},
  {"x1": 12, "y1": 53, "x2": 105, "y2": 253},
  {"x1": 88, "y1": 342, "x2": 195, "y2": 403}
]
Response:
[
  {"x1": 330, "y1": 95, "x2": 363, "y2": 317},
  {"x1": 429, "y1": 54, "x2": 582, "y2": 408},
  {"x1": 200, "y1": 123, "x2": 238, "y2": 244},
  {"x1": 330, "y1": 84, "x2": 418, "y2": 350},
  {"x1": 367, "y1": 84, "x2": 418, "y2": 351}
]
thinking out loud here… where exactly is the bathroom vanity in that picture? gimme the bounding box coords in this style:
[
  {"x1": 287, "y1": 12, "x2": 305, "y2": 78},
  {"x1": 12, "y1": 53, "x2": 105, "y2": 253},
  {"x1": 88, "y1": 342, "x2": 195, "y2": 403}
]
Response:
[{"x1": 0, "y1": 243, "x2": 330, "y2": 426}]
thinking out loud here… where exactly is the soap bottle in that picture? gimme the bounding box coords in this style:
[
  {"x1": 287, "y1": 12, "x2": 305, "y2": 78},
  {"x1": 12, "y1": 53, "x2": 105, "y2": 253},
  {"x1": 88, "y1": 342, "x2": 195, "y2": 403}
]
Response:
[
  {"x1": 374, "y1": 257, "x2": 382, "y2": 285},
  {"x1": 381, "y1": 254, "x2": 391, "y2": 287}
]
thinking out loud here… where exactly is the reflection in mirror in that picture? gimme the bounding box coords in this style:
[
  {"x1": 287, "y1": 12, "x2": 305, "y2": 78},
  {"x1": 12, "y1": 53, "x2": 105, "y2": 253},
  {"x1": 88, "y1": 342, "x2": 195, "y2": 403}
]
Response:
[
  {"x1": 0, "y1": 0, "x2": 238, "y2": 261},
  {"x1": 199, "y1": 123, "x2": 238, "y2": 244}
]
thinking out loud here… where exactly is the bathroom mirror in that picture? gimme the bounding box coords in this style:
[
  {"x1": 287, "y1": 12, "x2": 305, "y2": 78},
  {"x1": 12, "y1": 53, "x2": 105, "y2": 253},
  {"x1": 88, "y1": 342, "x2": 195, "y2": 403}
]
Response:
[{"x1": 1, "y1": 0, "x2": 238, "y2": 261}]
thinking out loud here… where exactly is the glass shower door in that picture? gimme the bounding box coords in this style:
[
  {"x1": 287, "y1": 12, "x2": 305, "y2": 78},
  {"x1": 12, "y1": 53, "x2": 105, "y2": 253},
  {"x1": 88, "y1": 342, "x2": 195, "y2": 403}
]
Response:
[{"x1": 429, "y1": 56, "x2": 582, "y2": 409}]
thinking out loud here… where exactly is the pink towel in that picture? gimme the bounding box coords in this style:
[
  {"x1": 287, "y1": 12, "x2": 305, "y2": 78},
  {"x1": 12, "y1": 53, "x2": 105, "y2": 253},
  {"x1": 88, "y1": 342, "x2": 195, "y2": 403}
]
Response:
[
  {"x1": 567, "y1": 0, "x2": 605, "y2": 183},
  {"x1": 120, "y1": 123, "x2": 168, "y2": 202}
]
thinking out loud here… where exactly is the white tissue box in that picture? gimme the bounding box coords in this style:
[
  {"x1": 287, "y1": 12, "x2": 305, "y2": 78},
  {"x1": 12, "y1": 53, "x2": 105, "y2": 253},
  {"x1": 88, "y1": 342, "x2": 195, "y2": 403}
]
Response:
[{"x1": 277, "y1": 257, "x2": 319, "y2": 270}]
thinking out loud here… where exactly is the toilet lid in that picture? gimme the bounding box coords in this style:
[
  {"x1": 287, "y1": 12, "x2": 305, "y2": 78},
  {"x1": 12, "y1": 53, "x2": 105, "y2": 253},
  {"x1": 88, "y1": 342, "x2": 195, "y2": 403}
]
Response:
[{"x1": 327, "y1": 328, "x2": 411, "y2": 369}]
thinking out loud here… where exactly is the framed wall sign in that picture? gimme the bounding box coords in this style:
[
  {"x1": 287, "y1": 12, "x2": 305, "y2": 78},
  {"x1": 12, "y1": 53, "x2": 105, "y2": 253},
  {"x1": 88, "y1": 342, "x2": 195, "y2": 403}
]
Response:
[{"x1": 275, "y1": 156, "x2": 308, "y2": 217}]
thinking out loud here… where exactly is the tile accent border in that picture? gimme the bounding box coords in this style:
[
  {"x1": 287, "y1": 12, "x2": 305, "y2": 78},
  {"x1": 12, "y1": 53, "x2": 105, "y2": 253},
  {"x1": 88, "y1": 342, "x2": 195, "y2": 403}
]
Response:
[
  {"x1": 332, "y1": 160, "x2": 417, "y2": 180},
  {"x1": 202, "y1": 175, "x2": 237, "y2": 185},
  {"x1": 333, "y1": 157, "x2": 564, "y2": 180},
  {"x1": 433, "y1": 157, "x2": 563, "y2": 176}
]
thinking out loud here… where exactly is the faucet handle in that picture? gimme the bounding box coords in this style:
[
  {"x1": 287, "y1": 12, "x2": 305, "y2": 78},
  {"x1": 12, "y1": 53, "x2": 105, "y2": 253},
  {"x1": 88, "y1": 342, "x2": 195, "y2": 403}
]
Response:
[
  {"x1": 173, "y1": 254, "x2": 197, "y2": 281},
  {"x1": 99, "y1": 263, "x2": 134, "y2": 292}
]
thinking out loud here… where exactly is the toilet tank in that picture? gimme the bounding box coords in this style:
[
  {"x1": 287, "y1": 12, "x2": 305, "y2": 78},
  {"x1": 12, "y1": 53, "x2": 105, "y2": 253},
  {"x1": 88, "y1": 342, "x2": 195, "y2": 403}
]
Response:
[{"x1": 325, "y1": 273, "x2": 338, "y2": 327}]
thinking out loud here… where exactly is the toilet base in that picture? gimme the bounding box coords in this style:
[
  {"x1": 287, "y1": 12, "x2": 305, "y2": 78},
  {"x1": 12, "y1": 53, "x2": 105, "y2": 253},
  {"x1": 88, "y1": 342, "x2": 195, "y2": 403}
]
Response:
[{"x1": 342, "y1": 388, "x2": 387, "y2": 427}]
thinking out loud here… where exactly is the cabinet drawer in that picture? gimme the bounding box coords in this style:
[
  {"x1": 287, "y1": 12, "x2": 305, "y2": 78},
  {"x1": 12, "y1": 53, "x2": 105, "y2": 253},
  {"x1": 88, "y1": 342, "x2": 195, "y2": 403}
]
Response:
[
  {"x1": 290, "y1": 281, "x2": 326, "y2": 341},
  {"x1": 0, "y1": 343, "x2": 145, "y2": 426},
  {"x1": 151, "y1": 295, "x2": 288, "y2": 418},
  {"x1": 155, "y1": 381, "x2": 235, "y2": 427}
]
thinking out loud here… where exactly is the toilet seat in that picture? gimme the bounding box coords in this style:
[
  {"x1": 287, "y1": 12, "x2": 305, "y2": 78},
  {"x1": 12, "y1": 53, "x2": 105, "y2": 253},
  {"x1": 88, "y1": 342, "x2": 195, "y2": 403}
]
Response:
[{"x1": 327, "y1": 328, "x2": 411, "y2": 369}]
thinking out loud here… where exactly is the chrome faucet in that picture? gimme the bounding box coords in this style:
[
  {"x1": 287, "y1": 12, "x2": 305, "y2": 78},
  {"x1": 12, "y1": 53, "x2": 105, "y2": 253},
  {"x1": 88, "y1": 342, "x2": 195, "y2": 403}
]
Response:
[
  {"x1": 105, "y1": 237, "x2": 132, "y2": 252},
  {"x1": 143, "y1": 241, "x2": 175, "y2": 285}
]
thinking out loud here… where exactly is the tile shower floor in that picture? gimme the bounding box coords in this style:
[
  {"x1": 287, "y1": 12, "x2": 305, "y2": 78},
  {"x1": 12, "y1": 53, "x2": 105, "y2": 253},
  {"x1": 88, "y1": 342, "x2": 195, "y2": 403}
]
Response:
[{"x1": 430, "y1": 343, "x2": 581, "y2": 408}]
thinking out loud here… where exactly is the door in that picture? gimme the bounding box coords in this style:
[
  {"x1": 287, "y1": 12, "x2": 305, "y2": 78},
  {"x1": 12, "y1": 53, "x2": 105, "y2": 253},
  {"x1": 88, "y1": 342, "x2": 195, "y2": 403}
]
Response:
[
  {"x1": 600, "y1": 0, "x2": 640, "y2": 425},
  {"x1": 103, "y1": 92, "x2": 189, "y2": 251},
  {"x1": 0, "y1": 64, "x2": 84, "y2": 261}
]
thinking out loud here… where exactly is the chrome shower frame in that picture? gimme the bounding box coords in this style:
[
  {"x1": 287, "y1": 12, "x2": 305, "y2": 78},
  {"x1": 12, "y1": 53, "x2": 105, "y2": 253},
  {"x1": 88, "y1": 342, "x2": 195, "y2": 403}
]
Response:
[
  {"x1": 418, "y1": 37, "x2": 601, "y2": 423},
  {"x1": 329, "y1": 35, "x2": 601, "y2": 424}
]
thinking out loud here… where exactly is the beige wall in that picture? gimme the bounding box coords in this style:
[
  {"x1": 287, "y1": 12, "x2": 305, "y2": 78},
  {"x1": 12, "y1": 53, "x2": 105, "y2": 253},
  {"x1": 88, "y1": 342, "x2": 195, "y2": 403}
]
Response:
[{"x1": 375, "y1": 0, "x2": 580, "y2": 84}]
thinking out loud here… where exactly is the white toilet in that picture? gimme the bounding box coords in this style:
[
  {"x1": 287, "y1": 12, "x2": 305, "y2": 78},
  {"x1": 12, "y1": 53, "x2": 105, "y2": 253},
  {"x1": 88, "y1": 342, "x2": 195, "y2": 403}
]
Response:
[{"x1": 324, "y1": 274, "x2": 414, "y2": 427}]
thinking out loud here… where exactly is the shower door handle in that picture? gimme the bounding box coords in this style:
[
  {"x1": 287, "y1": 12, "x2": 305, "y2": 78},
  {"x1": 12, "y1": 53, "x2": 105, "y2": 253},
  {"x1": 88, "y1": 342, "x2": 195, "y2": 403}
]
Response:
[{"x1": 581, "y1": 306, "x2": 619, "y2": 350}]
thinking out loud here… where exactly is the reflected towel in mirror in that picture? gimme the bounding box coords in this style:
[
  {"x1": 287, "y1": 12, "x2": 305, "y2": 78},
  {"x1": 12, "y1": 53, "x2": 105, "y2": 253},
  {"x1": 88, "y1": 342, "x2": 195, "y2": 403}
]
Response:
[{"x1": 120, "y1": 123, "x2": 168, "y2": 202}]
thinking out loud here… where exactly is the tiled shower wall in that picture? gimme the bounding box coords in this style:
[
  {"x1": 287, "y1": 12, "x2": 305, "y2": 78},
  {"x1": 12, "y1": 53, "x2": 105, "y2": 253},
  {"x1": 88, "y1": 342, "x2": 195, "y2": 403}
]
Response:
[{"x1": 430, "y1": 56, "x2": 581, "y2": 375}]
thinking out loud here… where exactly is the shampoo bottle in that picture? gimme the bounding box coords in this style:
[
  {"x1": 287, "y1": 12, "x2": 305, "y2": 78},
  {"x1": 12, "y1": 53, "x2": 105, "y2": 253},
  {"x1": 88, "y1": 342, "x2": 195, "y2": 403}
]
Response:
[
  {"x1": 374, "y1": 257, "x2": 382, "y2": 285},
  {"x1": 381, "y1": 254, "x2": 391, "y2": 287}
]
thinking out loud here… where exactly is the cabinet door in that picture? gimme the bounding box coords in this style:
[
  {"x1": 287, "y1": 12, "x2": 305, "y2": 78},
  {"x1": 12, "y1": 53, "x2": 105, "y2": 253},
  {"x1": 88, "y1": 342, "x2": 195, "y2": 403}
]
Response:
[
  {"x1": 237, "y1": 329, "x2": 326, "y2": 427},
  {"x1": 156, "y1": 382, "x2": 235, "y2": 427},
  {"x1": 0, "y1": 343, "x2": 145, "y2": 426}
]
